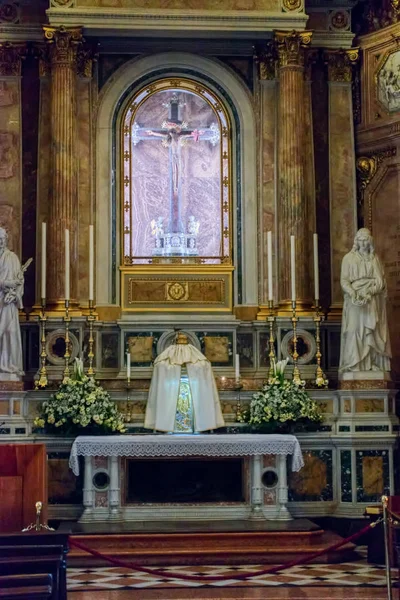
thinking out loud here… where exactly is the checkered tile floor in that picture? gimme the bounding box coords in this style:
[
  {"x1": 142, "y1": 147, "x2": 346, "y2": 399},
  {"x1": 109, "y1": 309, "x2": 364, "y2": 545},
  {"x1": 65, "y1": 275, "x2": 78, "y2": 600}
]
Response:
[{"x1": 67, "y1": 549, "x2": 398, "y2": 591}]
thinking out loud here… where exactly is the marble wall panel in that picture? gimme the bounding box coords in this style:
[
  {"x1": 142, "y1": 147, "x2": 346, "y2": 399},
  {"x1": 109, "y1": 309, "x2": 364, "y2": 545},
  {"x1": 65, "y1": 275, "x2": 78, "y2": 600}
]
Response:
[
  {"x1": 329, "y1": 83, "x2": 357, "y2": 306},
  {"x1": 312, "y1": 63, "x2": 331, "y2": 308},
  {"x1": 356, "y1": 450, "x2": 389, "y2": 502},
  {"x1": 260, "y1": 81, "x2": 276, "y2": 304},
  {"x1": 370, "y1": 162, "x2": 400, "y2": 377},
  {"x1": 340, "y1": 450, "x2": 352, "y2": 502},
  {"x1": 288, "y1": 449, "x2": 333, "y2": 502},
  {"x1": 0, "y1": 78, "x2": 21, "y2": 255},
  {"x1": 77, "y1": 78, "x2": 93, "y2": 304},
  {"x1": 21, "y1": 57, "x2": 40, "y2": 308},
  {"x1": 36, "y1": 77, "x2": 51, "y2": 304}
]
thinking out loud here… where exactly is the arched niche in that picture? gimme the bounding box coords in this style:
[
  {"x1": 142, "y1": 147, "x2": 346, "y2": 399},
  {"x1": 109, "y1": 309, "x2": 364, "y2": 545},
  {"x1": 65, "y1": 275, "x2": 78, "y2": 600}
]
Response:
[{"x1": 95, "y1": 53, "x2": 257, "y2": 311}]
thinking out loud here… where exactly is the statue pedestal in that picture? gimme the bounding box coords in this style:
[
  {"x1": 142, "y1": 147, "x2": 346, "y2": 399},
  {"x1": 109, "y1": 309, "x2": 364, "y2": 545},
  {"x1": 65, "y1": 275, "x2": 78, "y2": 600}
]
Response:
[{"x1": 340, "y1": 371, "x2": 391, "y2": 382}]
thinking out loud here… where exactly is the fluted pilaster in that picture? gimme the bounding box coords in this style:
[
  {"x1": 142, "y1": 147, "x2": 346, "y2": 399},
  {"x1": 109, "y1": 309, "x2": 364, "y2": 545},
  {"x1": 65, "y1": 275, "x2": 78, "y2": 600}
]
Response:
[
  {"x1": 276, "y1": 30, "x2": 312, "y2": 308},
  {"x1": 43, "y1": 26, "x2": 82, "y2": 308}
]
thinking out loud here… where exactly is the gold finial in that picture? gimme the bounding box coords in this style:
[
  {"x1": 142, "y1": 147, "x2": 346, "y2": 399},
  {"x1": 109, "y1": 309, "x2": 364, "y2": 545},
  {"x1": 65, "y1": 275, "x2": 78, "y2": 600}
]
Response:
[{"x1": 176, "y1": 332, "x2": 189, "y2": 345}]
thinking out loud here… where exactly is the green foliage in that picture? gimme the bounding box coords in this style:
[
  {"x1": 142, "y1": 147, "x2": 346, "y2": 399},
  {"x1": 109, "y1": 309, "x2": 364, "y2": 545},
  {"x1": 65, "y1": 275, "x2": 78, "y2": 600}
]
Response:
[
  {"x1": 33, "y1": 359, "x2": 126, "y2": 435},
  {"x1": 247, "y1": 359, "x2": 322, "y2": 430}
]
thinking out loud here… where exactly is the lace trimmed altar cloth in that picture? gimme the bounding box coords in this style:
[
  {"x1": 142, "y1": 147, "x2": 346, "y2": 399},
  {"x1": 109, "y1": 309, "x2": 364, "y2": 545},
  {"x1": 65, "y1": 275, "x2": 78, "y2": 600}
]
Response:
[{"x1": 69, "y1": 433, "x2": 304, "y2": 476}]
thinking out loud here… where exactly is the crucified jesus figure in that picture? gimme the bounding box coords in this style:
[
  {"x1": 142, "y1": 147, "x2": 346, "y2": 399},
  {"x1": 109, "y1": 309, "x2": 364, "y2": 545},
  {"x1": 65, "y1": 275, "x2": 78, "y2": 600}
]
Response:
[{"x1": 146, "y1": 123, "x2": 205, "y2": 232}]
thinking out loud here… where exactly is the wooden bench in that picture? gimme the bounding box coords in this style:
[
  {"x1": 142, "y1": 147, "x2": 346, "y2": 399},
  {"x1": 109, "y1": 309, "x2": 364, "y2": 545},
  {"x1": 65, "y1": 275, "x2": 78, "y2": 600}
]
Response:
[
  {"x1": 0, "y1": 574, "x2": 52, "y2": 600},
  {"x1": 0, "y1": 533, "x2": 68, "y2": 600}
]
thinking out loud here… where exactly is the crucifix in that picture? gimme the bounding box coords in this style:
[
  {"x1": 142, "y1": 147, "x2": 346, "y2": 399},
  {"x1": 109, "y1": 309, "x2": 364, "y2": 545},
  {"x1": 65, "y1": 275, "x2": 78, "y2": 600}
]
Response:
[{"x1": 131, "y1": 93, "x2": 220, "y2": 235}]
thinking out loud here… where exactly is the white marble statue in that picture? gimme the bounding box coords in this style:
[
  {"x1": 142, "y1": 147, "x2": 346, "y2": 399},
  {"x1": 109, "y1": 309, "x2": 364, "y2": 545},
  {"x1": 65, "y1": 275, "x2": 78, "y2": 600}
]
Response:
[
  {"x1": 0, "y1": 228, "x2": 26, "y2": 380},
  {"x1": 339, "y1": 228, "x2": 391, "y2": 374}
]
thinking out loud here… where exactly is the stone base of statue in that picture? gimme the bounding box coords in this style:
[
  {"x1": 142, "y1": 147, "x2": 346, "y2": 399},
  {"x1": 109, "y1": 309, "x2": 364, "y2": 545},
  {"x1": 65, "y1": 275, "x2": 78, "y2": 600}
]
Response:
[
  {"x1": 340, "y1": 370, "x2": 391, "y2": 382},
  {"x1": 0, "y1": 379, "x2": 24, "y2": 390}
]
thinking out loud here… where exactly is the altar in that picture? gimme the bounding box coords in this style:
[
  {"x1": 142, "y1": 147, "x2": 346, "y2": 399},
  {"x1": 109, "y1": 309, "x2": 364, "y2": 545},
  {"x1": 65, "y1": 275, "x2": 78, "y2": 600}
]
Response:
[{"x1": 69, "y1": 434, "x2": 304, "y2": 523}]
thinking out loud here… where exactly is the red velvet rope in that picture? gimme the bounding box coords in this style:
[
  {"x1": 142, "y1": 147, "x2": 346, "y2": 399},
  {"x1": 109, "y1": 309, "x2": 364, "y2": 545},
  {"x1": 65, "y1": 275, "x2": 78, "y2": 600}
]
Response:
[{"x1": 69, "y1": 520, "x2": 374, "y2": 583}]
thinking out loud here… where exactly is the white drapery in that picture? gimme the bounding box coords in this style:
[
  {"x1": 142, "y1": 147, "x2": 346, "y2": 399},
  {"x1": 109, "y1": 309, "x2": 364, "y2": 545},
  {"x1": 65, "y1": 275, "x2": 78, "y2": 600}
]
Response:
[{"x1": 144, "y1": 343, "x2": 225, "y2": 432}]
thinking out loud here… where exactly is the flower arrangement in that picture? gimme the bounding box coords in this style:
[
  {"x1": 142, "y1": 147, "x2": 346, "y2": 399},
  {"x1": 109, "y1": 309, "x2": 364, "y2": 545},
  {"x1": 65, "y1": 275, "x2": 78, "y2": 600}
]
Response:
[
  {"x1": 33, "y1": 359, "x2": 126, "y2": 435},
  {"x1": 247, "y1": 359, "x2": 322, "y2": 432}
]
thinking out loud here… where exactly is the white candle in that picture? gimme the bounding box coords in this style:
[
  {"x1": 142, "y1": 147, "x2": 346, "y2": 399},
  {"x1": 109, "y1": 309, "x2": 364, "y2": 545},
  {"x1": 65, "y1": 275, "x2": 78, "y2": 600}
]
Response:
[
  {"x1": 290, "y1": 235, "x2": 296, "y2": 302},
  {"x1": 267, "y1": 230, "x2": 273, "y2": 301},
  {"x1": 126, "y1": 352, "x2": 131, "y2": 381},
  {"x1": 41, "y1": 222, "x2": 46, "y2": 300},
  {"x1": 65, "y1": 229, "x2": 70, "y2": 301},
  {"x1": 89, "y1": 225, "x2": 94, "y2": 301},
  {"x1": 313, "y1": 233, "x2": 320, "y2": 302},
  {"x1": 235, "y1": 353, "x2": 240, "y2": 380}
]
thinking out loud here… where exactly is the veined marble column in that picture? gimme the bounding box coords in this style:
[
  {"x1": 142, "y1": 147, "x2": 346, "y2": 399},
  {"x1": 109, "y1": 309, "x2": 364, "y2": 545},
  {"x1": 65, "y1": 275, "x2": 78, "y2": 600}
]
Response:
[
  {"x1": 43, "y1": 26, "x2": 82, "y2": 310},
  {"x1": 276, "y1": 31, "x2": 312, "y2": 310},
  {"x1": 325, "y1": 49, "x2": 359, "y2": 314}
]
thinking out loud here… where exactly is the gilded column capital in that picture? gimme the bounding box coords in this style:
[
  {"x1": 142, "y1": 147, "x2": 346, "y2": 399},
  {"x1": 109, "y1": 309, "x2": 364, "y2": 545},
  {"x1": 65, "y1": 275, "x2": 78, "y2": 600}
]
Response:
[
  {"x1": 0, "y1": 42, "x2": 27, "y2": 76},
  {"x1": 43, "y1": 25, "x2": 83, "y2": 67},
  {"x1": 77, "y1": 44, "x2": 98, "y2": 79},
  {"x1": 254, "y1": 42, "x2": 277, "y2": 81},
  {"x1": 324, "y1": 48, "x2": 360, "y2": 83},
  {"x1": 275, "y1": 30, "x2": 312, "y2": 69}
]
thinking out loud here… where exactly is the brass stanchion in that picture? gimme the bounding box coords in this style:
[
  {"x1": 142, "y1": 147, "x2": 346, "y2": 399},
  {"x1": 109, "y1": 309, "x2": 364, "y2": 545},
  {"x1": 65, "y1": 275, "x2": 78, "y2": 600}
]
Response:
[
  {"x1": 382, "y1": 495, "x2": 393, "y2": 600},
  {"x1": 267, "y1": 299, "x2": 276, "y2": 380},
  {"x1": 291, "y1": 301, "x2": 302, "y2": 385},
  {"x1": 21, "y1": 501, "x2": 54, "y2": 532},
  {"x1": 63, "y1": 299, "x2": 71, "y2": 383},
  {"x1": 35, "y1": 299, "x2": 48, "y2": 389}
]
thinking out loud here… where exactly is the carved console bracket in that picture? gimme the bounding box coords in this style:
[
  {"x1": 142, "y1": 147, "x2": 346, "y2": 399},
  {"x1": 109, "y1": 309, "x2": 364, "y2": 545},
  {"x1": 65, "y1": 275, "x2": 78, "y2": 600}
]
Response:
[{"x1": 356, "y1": 147, "x2": 397, "y2": 229}]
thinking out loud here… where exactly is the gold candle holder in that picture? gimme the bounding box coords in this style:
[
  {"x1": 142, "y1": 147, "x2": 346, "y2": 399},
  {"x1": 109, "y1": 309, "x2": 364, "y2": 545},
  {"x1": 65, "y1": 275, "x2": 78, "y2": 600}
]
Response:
[
  {"x1": 234, "y1": 378, "x2": 244, "y2": 422},
  {"x1": 291, "y1": 300, "x2": 302, "y2": 385},
  {"x1": 314, "y1": 300, "x2": 327, "y2": 387},
  {"x1": 87, "y1": 299, "x2": 95, "y2": 377},
  {"x1": 267, "y1": 299, "x2": 276, "y2": 379},
  {"x1": 63, "y1": 299, "x2": 71, "y2": 383},
  {"x1": 35, "y1": 298, "x2": 48, "y2": 389}
]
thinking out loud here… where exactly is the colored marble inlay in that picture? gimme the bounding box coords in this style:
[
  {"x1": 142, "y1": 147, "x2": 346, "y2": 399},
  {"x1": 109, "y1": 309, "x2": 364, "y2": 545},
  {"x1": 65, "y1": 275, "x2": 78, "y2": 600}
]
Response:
[
  {"x1": 356, "y1": 450, "x2": 390, "y2": 503},
  {"x1": 340, "y1": 450, "x2": 352, "y2": 503},
  {"x1": 355, "y1": 398, "x2": 384, "y2": 413},
  {"x1": 288, "y1": 450, "x2": 333, "y2": 502},
  {"x1": 342, "y1": 398, "x2": 351, "y2": 413},
  {"x1": 237, "y1": 332, "x2": 254, "y2": 368},
  {"x1": 101, "y1": 332, "x2": 119, "y2": 369}
]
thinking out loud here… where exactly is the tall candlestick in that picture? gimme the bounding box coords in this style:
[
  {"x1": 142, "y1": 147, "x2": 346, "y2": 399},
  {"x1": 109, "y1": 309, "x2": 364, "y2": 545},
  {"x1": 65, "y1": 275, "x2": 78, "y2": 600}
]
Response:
[
  {"x1": 290, "y1": 235, "x2": 296, "y2": 302},
  {"x1": 267, "y1": 231, "x2": 273, "y2": 301},
  {"x1": 126, "y1": 351, "x2": 131, "y2": 381},
  {"x1": 89, "y1": 225, "x2": 94, "y2": 301},
  {"x1": 235, "y1": 353, "x2": 240, "y2": 381},
  {"x1": 313, "y1": 233, "x2": 319, "y2": 302},
  {"x1": 65, "y1": 229, "x2": 70, "y2": 301},
  {"x1": 41, "y1": 222, "x2": 46, "y2": 300}
]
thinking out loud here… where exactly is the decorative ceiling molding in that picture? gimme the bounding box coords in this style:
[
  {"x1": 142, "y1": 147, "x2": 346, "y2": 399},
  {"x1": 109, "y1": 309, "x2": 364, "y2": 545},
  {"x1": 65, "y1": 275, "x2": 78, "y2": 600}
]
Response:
[{"x1": 46, "y1": 7, "x2": 308, "y2": 36}]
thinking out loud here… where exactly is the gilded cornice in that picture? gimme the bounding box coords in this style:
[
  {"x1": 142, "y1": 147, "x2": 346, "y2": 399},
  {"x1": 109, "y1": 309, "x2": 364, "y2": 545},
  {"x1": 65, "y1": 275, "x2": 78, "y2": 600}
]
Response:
[
  {"x1": 0, "y1": 41, "x2": 27, "y2": 76},
  {"x1": 275, "y1": 30, "x2": 312, "y2": 68},
  {"x1": 324, "y1": 47, "x2": 360, "y2": 82},
  {"x1": 43, "y1": 25, "x2": 83, "y2": 67}
]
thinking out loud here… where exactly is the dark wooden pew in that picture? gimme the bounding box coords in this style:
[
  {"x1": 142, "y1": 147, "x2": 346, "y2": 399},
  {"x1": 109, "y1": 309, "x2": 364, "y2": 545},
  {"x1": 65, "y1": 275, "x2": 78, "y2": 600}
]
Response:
[
  {"x1": 0, "y1": 532, "x2": 68, "y2": 600},
  {"x1": 0, "y1": 574, "x2": 52, "y2": 600}
]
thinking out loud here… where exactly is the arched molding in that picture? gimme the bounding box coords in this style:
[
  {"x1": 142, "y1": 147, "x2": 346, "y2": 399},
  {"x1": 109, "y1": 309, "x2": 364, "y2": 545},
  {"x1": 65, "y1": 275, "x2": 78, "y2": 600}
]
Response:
[{"x1": 95, "y1": 52, "x2": 258, "y2": 309}]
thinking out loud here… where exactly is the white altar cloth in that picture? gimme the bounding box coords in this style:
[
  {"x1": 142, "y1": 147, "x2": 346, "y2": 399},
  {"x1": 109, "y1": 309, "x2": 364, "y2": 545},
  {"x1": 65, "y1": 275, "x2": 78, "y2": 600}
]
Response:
[{"x1": 69, "y1": 433, "x2": 304, "y2": 476}]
